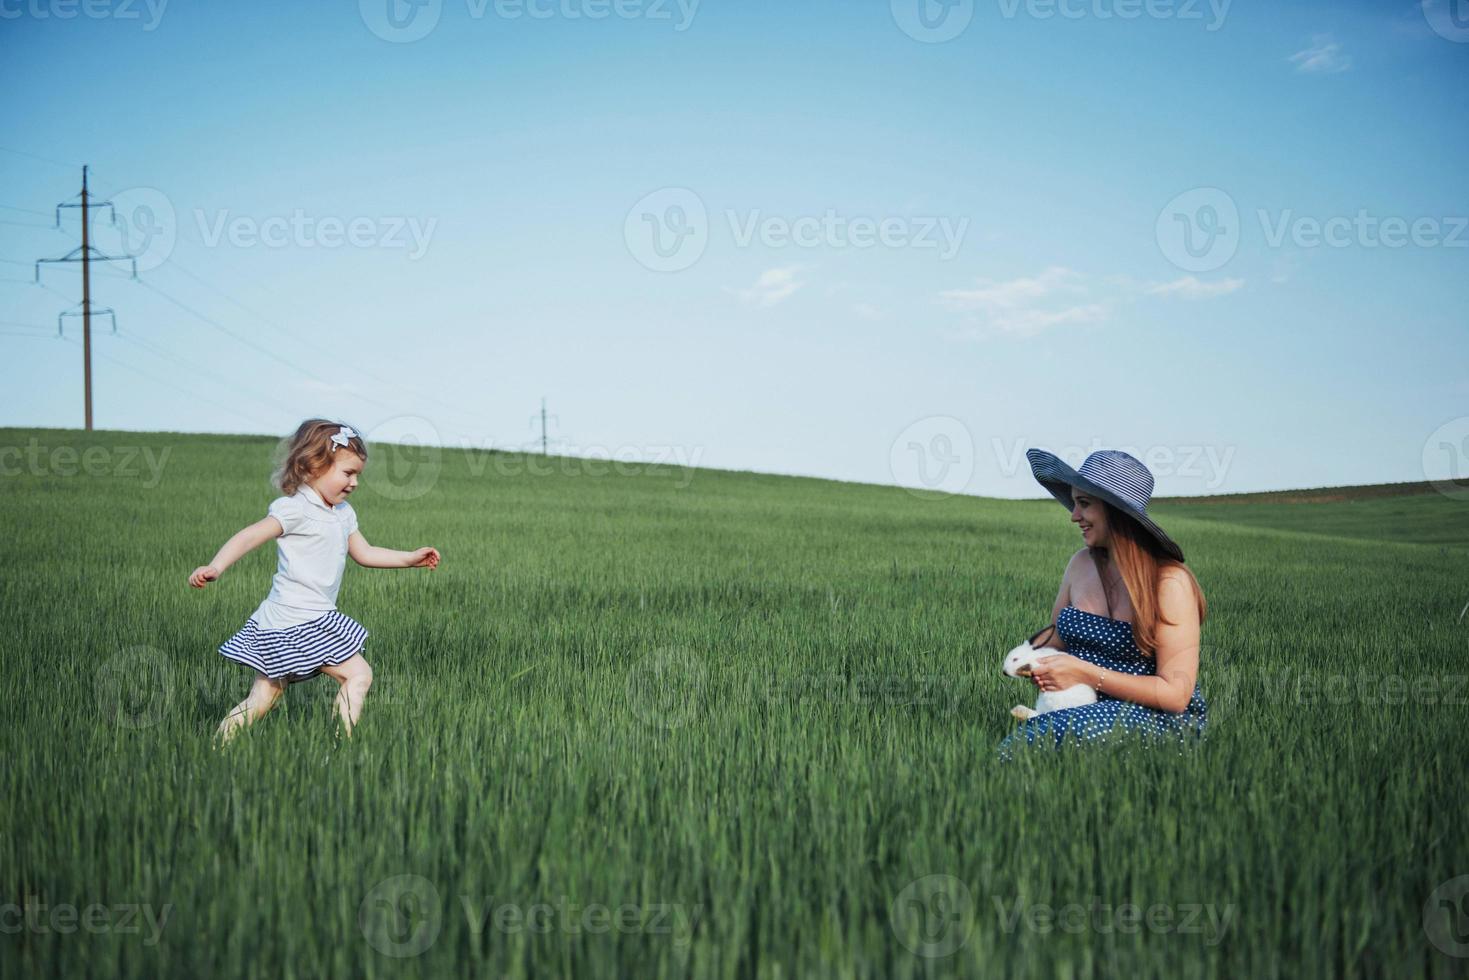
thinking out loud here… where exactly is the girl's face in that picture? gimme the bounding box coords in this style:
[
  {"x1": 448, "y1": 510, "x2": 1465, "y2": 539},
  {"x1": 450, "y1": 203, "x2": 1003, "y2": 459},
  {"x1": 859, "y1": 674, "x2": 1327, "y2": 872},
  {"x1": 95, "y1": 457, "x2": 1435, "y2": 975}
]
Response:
[
  {"x1": 1070, "y1": 490, "x2": 1110, "y2": 548},
  {"x1": 310, "y1": 451, "x2": 365, "y2": 507}
]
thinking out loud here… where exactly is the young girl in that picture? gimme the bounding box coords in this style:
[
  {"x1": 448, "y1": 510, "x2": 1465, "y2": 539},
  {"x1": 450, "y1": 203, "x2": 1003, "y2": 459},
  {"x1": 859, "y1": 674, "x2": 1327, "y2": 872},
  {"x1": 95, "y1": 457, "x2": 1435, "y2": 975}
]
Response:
[{"x1": 189, "y1": 419, "x2": 440, "y2": 743}]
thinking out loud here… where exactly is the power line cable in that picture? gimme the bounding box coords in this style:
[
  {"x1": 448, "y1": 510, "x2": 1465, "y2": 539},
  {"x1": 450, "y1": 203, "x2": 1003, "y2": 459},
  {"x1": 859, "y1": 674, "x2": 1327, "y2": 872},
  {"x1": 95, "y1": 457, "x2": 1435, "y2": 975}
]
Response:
[
  {"x1": 80, "y1": 166, "x2": 492, "y2": 434},
  {"x1": 0, "y1": 203, "x2": 54, "y2": 219},
  {"x1": 37, "y1": 276, "x2": 295, "y2": 423},
  {"x1": 0, "y1": 218, "x2": 55, "y2": 230},
  {"x1": 130, "y1": 280, "x2": 486, "y2": 444},
  {"x1": 51, "y1": 332, "x2": 278, "y2": 432},
  {"x1": 0, "y1": 145, "x2": 86, "y2": 172},
  {"x1": 157, "y1": 259, "x2": 488, "y2": 425},
  {"x1": 20, "y1": 164, "x2": 492, "y2": 445},
  {"x1": 133, "y1": 278, "x2": 387, "y2": 402},
  {"x1": 36, "y1": 280, "x2": 371, "y2": 433},
  {"x1": 37, "y1": 278, "x2": 350, "y2": 424},
  {"x1": 107, "y1": 330, "x2": 292, "y2": 421}
]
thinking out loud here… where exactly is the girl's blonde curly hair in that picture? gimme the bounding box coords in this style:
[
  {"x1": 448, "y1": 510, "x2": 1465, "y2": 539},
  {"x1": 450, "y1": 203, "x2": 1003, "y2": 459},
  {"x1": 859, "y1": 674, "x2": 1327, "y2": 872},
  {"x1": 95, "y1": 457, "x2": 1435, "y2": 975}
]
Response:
[{"x1": 273, "y1": 419, "x2": 368, "y2": 495}]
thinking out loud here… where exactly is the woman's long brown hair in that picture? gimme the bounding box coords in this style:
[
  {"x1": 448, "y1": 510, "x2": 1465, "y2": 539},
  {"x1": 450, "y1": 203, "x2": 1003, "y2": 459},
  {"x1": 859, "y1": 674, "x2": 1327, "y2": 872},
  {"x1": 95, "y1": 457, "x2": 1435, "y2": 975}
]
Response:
[{"x1": 1094, "y1": 501, "x2": 1206, "y2": 657}]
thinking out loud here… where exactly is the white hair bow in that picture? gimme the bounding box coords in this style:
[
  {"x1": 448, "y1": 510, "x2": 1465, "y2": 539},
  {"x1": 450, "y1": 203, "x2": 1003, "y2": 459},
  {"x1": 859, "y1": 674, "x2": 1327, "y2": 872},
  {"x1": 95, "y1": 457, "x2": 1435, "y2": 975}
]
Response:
[{"x1": 329, "y1": 425, "x2": 357, "y2": 451}]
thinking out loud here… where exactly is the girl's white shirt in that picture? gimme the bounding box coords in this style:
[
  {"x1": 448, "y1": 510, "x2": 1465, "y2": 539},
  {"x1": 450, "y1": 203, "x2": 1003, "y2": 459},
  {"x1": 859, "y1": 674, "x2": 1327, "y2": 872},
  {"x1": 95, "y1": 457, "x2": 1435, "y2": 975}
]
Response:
[{"x1": 251, "y1": 483, "x2": 358, "y2": 629}]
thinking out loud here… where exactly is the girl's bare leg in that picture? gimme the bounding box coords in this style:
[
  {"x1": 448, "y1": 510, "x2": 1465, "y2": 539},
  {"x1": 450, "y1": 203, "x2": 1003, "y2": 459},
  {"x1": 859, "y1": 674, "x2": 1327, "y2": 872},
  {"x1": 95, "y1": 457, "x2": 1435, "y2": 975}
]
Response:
[
  {"x1": 216, "y1": 673, "x2": 286, "y2": 744},
  {"x1": 320, "y1": 653, "x2": 373, "y2": 737}
]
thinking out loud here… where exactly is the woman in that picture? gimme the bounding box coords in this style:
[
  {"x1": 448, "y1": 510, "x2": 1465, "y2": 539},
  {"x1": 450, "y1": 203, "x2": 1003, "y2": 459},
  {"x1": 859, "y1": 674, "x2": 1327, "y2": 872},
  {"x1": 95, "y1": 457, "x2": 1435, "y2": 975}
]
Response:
[{"x1": 997, "y1": 448, "x2": 1208, "y2": 759}]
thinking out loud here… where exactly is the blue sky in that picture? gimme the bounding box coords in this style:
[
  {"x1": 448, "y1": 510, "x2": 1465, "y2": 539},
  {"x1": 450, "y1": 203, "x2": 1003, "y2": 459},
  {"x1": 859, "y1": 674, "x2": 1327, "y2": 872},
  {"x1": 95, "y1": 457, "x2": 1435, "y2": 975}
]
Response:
[{"x1": 2, "y1": 0, "x2": 1465, "y2": 498}]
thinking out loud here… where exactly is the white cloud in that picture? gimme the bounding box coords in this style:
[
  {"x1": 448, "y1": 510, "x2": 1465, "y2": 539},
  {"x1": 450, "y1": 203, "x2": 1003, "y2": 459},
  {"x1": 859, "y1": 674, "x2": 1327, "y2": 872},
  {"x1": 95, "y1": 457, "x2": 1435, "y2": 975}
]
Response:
[
  {"x1": 726, "y1": 266, "x2": 804, "y2": 308},
  {"x1": 938, "y1": 266, "x2": 1107, "y2": 336},
  {"x1": 1145, "y1": 276, "x2": 1246, "y2": 299},
  {"x1": 939, "y1": 265, "x2": 1083, "y2": 312},
  {"x1": 851, "y1": 302, "x2": 883, "y2": 321},
  {"x1": 1289, "y1": 35, "x2": 1351, "y2": 73},
  {"x1": 988, "y1": 303, "x2": 1110, "y2": 335},
  {"x1": 937, "y1": 266, "x2": 1248, "y2": 338}
]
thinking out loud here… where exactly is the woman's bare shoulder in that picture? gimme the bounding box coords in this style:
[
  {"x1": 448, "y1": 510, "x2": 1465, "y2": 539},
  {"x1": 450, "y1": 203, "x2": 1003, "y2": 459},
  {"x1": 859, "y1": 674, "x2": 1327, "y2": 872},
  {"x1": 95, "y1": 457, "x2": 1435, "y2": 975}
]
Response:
[
  {"x1": 1156, "y1": 564, "x2": 1199, "y2": 618},
  {"x1": 1157, "y1": 563, "x2": 1195, "y2": 592},
  {"x1": 1058, "y1": 547, "x2": 1089, "y2": 586}
]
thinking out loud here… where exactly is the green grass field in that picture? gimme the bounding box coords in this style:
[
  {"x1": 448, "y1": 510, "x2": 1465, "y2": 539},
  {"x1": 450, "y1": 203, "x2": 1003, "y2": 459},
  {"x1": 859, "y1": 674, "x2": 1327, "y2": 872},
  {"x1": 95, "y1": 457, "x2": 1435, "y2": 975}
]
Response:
[{"x1": 2, "y1": 427, "x2": 1466, "y2": 978}]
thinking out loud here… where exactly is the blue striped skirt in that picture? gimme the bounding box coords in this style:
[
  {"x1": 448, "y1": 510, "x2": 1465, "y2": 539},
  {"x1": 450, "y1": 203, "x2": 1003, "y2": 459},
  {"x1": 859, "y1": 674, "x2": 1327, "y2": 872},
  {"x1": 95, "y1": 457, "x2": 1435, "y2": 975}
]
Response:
[{"x1": 219, "y1": 610, "x2": 368, "y2": 682}]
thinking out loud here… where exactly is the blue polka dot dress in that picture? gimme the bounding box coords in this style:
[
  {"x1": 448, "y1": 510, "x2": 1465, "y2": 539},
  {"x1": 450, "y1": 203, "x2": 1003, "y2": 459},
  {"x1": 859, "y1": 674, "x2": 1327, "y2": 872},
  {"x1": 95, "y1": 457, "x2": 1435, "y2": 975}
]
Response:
[{"x1": 996, "y1": 605, "x2": 1208, "y2": 761}]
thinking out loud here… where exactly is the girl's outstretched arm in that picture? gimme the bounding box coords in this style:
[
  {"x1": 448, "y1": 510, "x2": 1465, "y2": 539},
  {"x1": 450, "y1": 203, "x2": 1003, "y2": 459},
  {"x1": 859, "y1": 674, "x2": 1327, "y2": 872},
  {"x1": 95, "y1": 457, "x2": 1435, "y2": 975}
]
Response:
[
  {"x1": 347, "y1": 531, "x2": 440, "y2": 570},
  {"x1": 189, "y1": 517, "x2": 284, "y2": 588}
]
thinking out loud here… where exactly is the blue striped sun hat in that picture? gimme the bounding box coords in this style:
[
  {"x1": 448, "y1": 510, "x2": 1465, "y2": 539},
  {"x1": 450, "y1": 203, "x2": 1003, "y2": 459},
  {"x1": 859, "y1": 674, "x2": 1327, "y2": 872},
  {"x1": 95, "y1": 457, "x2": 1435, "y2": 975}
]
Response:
[{"x1": 1026, "y1": 447, "x2": 1185, "y2": 562}]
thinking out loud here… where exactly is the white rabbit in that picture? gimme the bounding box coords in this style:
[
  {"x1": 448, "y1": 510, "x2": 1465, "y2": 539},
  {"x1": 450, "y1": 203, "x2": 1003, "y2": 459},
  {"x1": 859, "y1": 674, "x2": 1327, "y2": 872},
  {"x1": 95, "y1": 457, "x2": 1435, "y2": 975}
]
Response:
[{"x1": 1003, "y1": 624, "x2": 1096, "y2": 721}]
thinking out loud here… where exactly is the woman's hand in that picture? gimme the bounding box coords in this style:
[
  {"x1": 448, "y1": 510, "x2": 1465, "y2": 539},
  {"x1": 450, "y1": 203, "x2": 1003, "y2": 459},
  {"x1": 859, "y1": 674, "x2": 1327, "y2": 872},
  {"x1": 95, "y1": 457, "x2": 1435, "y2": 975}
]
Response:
[
  {"x1": 1031, "y1": 653, "x2": 1094, "y2": 693},
  {"x1": 409, "y1": 547, "x2": 440, "y2": 569},
  {"x1": 189, "y1": 565, "x2": 220, "y2": 589}
]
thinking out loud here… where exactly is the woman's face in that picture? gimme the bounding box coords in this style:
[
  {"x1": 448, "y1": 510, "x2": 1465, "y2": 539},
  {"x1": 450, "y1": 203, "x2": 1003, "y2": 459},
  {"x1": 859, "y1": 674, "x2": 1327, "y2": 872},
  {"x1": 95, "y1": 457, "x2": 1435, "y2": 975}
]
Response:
[{"x1": 1070, "y1": 490, "x2": 1110, "y2": 548}]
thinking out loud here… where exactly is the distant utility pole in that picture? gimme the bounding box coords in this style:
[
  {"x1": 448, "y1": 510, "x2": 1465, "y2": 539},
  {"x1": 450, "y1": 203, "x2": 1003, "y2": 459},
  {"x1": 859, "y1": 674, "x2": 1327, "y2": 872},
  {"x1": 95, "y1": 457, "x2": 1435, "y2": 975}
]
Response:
[
  {"x1": 529, "y1": 397, "x2": 558, "y2": 456},
  {"x1": 35, "y1": 166, "x2": 137, "y2": 431}
]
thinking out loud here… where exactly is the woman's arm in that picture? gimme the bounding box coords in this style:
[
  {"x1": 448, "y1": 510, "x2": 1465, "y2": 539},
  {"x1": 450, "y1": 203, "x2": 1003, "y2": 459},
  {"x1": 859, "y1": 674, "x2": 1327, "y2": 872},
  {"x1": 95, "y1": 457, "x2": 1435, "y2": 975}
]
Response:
[
  {"x1": 347, "y1": 531, "x2": 440, "y2": 570},
  {"x1": 189, "y1": 517, "x2": 283, "y2": 588},
  {"x1": 1031, "y1": 567, "x2": 1200, "y2": 713}
]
